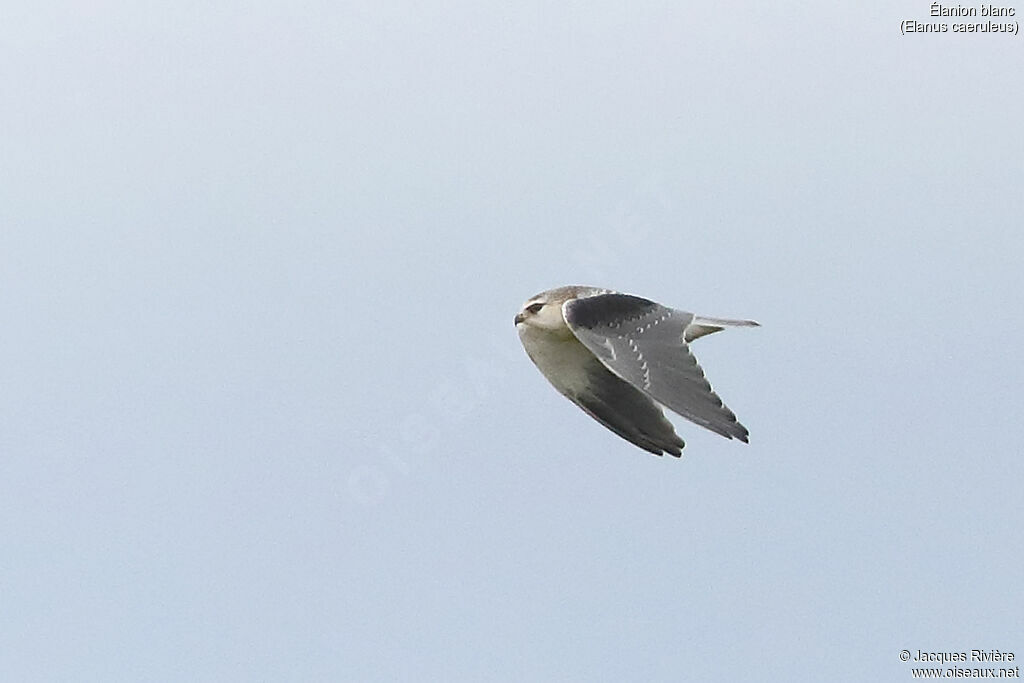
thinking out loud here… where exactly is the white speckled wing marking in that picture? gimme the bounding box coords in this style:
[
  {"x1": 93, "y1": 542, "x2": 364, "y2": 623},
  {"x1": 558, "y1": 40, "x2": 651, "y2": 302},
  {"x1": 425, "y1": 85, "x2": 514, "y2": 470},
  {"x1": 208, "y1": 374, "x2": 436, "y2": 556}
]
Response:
[{"x1": 563, "y1": 293, "x2": 750, "y2": 442}]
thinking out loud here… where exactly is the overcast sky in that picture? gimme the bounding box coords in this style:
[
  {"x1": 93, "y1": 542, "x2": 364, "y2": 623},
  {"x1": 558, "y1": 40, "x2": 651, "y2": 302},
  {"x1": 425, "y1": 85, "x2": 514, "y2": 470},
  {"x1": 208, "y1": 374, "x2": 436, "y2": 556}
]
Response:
[{"x1": 2, "y1": 1, "x2": 1022, "y2": 681}]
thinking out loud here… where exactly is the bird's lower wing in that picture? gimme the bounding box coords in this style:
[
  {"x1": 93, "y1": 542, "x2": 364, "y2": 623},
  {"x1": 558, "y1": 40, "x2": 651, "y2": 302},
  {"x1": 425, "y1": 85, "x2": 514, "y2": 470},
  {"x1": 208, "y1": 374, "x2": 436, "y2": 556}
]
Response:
[
  {"x1": 569, "y1": 356, "x2": 685, "y2": 457},
  {"x1": 564, "y1": 294, "x2": 749, "y2": 442}
]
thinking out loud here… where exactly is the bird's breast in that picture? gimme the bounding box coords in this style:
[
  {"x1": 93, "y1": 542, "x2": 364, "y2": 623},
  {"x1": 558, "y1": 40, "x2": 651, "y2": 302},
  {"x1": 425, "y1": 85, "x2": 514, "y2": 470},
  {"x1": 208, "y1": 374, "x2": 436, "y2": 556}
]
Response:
[{"x1": 518, "y1": 325, "x2": 596, "y2": 397}]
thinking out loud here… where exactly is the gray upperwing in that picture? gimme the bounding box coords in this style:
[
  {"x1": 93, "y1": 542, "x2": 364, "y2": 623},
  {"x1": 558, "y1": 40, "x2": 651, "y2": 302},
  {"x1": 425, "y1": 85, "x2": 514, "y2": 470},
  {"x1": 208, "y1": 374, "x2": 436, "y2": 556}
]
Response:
[{"x1": 563, "y1": 293, "x2": 749, "y2": 442}]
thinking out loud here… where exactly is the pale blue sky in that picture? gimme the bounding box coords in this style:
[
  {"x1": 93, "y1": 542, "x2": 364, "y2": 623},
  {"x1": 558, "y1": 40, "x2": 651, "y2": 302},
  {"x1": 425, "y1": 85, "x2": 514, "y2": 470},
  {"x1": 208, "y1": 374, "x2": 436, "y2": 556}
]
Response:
[{"x1": 2, "y1": 2, "x2": 1022, "y2": 681}]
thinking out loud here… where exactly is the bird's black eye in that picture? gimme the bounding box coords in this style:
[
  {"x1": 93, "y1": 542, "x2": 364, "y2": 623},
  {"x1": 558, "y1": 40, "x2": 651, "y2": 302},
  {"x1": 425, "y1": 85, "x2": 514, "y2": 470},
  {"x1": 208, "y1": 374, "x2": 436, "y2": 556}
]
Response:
[{"x1": 526, "y1": 302, "x2": 544, "y2": 314}]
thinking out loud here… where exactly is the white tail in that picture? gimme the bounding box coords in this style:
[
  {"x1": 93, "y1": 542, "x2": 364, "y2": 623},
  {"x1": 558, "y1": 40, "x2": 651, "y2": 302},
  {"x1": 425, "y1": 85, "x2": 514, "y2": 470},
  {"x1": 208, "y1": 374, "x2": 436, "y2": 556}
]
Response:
[{"x1": 685, "y1": 315, "x2": 760, "y2": 342}]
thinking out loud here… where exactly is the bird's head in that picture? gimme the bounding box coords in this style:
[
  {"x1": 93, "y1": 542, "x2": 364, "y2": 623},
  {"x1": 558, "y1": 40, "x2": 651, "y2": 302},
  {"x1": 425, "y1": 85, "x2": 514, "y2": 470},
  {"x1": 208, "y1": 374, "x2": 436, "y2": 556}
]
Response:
[
  {"x1": 514, "y1": 294, "x2": 565, "y2": 331},
  {"x1": 515, "y1": 286, "x2": 597, "y2": 332}
]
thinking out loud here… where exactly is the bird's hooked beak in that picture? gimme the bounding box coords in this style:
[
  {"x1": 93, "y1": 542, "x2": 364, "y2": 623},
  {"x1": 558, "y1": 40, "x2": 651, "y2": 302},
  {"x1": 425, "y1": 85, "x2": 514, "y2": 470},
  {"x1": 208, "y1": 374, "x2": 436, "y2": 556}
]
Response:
[{"x1": 514, "y1": 312, "x2": 525, "y2": 325}]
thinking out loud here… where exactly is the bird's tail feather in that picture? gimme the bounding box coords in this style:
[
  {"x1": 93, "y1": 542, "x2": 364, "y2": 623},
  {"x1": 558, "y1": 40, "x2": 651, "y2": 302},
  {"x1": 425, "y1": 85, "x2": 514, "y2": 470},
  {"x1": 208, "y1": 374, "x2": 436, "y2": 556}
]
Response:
[
  {"x1": 693, "y1": 315, "x2": 760, "y2": 328},
  {"x1": 685, "y1": 316, "x2": 760, "y2": 342}
]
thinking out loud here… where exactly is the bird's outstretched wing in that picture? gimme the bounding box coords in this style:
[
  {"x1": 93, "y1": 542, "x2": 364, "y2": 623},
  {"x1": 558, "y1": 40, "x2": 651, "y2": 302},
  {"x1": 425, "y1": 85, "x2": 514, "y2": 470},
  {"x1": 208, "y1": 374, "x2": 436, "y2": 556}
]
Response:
[{"x1": 563, "y1": 293, "x2": 750, "y2": 442}]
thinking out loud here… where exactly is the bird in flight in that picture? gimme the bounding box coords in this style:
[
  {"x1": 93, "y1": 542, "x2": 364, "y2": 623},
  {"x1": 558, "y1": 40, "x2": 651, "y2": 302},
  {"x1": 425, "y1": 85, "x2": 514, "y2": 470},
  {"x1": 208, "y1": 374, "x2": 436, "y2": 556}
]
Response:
[{"x1": 515, "y1": 286, "x2": 758, "y2": 457}]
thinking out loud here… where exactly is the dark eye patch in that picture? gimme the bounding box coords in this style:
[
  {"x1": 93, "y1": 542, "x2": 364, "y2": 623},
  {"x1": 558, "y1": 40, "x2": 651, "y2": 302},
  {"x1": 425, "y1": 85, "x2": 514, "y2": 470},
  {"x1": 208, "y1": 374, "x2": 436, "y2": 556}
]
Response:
[{"x1": 526, "y1": 302, "x2": 544, "y2": 314}]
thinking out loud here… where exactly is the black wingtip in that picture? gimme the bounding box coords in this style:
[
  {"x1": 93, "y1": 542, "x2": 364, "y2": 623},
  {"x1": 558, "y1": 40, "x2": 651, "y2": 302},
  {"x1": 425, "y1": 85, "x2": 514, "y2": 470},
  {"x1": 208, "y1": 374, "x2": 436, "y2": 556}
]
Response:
[{"x1": 734, "y1": 423, "x2": 750, "y2": 443}]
